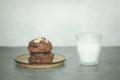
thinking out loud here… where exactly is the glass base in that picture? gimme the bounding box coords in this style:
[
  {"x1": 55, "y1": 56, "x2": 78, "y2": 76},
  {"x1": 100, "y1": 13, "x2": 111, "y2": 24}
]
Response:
[{"x1": 80, "y1": 61, "x2": 98, "y2": 65}]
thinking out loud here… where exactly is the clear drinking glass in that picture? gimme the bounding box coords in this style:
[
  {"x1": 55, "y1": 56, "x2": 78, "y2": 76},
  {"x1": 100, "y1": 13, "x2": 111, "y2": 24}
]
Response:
[{"x1": 76, "y1": 33, "x2": 103, "y2": 65}]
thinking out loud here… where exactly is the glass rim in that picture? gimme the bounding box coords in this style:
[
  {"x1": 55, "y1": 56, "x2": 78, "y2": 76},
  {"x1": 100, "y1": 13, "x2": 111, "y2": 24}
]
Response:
[{"x1": 75, "y1": 32, "x2": 103, "y2": 38}]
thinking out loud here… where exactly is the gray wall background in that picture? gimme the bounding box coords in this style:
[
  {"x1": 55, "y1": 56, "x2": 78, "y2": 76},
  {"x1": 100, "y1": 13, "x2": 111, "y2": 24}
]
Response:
[{"x1": 0, "y1": 0, "x2": 120, "y2": 47}]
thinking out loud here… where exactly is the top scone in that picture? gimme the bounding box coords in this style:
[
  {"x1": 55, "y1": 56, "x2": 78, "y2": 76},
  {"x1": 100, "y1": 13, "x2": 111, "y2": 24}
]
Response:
[{"x1": 28, "y1": 37, "x2": 52, "y2": 52}]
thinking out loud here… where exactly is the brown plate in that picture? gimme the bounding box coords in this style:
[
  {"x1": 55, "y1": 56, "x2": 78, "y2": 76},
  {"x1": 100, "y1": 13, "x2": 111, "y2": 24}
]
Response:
[{"x1": 15, "y1": 54, "x2": 66, "y2": 68}]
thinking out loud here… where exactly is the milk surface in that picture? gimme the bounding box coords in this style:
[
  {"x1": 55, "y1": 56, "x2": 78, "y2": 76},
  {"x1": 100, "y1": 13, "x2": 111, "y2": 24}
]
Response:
[{"x1": 77, "y1": 39, "x2": 101, "y2": 64}]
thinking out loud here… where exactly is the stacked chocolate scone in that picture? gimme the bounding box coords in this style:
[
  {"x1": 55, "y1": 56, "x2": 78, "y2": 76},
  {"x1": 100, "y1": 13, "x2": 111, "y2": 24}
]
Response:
[{"x1": 28, "y1": 37, "x2": 54, "y2": 64}]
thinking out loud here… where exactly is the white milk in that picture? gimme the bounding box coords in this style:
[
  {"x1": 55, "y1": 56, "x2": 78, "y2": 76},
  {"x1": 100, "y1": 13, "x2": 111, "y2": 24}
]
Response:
[{"x1": 77, "y1": 39, "x2": 101, "y2": 65}]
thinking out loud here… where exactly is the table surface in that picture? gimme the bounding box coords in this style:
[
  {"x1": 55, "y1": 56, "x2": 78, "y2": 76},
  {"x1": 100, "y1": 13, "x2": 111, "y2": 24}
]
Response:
[{"x1": 0, "y1": 47, "x2": 120, "y2": 80}]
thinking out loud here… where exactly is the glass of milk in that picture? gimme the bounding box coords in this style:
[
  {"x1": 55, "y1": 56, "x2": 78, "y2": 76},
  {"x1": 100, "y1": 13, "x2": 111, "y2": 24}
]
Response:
[{"x1": 76, "y1": 33, "x2": 102, "y2": 65}]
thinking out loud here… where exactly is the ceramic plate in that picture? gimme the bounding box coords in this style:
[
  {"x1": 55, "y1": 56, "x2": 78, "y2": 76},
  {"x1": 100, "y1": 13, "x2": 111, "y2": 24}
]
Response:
[{"x1": 15, "y1": 54, "x2": 65, "y2": 68}]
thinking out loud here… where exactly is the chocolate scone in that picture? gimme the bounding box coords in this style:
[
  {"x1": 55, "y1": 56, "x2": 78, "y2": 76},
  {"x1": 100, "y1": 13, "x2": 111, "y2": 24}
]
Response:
[
  {"x1": 28, "y1": 37, "x2": 52, "y2": 52},
  {"x1": 29, "y1": 53, "x2": 54, "y2": 64},
  {"x1": 29, "y1": 52, "x2": 51, "y2": 56}
]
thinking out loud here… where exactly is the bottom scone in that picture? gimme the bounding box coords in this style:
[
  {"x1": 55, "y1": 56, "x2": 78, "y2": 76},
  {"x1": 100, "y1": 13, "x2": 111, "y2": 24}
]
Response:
[{"x1": 29, "y1": 52, "x2": 54, "y2": 64}]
